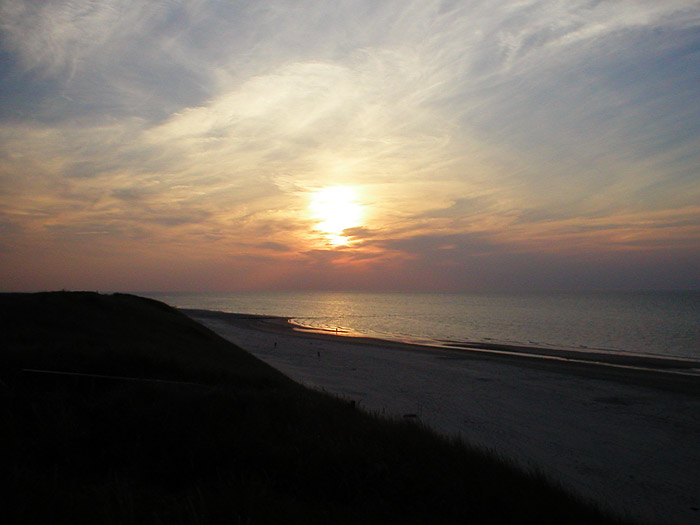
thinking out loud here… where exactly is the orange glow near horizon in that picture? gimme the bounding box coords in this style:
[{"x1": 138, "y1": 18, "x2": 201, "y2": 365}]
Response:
[{"x1": 309, "y1": 186, "x2": 364, "y2": 246}]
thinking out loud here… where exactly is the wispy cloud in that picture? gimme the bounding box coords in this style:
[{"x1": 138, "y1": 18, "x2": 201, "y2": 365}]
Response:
[{"x1": 1, "y1": 0, "x2": 699, "y2": 290}]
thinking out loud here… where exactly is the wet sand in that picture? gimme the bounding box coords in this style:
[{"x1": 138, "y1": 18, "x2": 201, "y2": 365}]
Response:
[{"x1": 185, "y1": 308, "x2": 700, "y2": 525}]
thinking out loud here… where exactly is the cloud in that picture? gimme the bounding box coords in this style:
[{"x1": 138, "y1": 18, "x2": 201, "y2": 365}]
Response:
[
  {"x1": 377, "y1": 232, "x2": 496, "y2": 258},
  {"x1": 0, "y1": 1, "x2": 223, "y2": 121},
  {"x1": 1, "y1": 1, "x2": 699, "y2": 291},
  {"x1": 255, "y1": 241, "x2": 291, "y2": 252}
]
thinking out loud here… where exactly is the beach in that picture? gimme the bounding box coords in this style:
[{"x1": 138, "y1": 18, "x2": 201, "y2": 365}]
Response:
[{"x1": 187, "y1": 309, "x2": 700, "y2": 525}]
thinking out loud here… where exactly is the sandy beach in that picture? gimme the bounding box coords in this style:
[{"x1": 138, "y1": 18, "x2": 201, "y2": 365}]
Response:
[{"x1": 187, "y1": 309, "x2": 700, "y2": 525}]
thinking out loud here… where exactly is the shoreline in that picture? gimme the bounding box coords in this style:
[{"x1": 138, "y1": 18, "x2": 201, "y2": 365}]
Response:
[
  {"x1": 184, "y1": 305, "x2": 700, "y2": 524},
  {"x1": 183, "y1": 308, "x2": 700, "y2": 395}
]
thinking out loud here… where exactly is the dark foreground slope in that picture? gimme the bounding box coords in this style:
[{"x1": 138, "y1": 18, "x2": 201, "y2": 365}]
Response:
[{"x1": 1, "y1": 292, "x2": 629, "y2": 524}]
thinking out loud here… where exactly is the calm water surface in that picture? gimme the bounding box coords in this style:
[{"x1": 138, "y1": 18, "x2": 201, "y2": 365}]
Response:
[{"x1": 144, "y1": 291, "x2": 700, "y2": 360}]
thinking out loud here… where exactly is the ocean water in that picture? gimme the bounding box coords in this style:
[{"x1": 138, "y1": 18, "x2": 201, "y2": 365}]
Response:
[{"x1": 144, "y1": 291, "x2": 700, "y2": 360}]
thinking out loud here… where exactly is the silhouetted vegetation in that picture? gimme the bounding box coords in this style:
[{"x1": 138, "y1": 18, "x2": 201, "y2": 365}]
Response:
[{"x1": 1, "y1": 292, "x2": 632, "y2": 524}]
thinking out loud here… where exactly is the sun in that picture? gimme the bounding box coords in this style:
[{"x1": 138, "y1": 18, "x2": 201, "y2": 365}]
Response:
[{"x1": 309, "y1": 186, "x2": 363, "y2": 245}]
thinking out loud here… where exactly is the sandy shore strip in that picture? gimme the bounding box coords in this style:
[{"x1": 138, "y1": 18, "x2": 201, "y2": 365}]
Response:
[
  {"x1": 185, "y1": 309, "x2": 700, "y2": 394},
  {"x1": 185, "y1": 309, "x2": 700, "y2": 525}
]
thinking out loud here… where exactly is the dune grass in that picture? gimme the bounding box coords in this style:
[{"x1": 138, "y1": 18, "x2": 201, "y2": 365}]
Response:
[{"x1": 0, "y1": 292, "x2": 632, "y2": 524}]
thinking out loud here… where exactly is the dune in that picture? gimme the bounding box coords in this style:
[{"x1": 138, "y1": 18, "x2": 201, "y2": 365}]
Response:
[{"x1": 2, "y1": 291, "x2": 640, "y2": 524}]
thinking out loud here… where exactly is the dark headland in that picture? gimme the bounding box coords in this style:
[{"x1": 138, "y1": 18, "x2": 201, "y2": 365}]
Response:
[{"x1": 1, "y1": 292, "x2": 635, "y2": 524}]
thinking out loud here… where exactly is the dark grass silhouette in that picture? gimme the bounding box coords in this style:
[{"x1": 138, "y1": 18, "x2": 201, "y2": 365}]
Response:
[{"x1": 1, "y1": 292, "x2": 633, "y2": 524}]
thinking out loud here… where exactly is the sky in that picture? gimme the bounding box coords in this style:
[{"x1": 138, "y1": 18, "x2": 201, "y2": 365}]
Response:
[{"x1": 1, "y1": 0, "x2": 699, "y2": 293}]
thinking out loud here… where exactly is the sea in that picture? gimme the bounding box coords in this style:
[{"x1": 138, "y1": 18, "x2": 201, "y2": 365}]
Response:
[{"x1": 143, "y1": 291, "x2": 700, "y2": 361}]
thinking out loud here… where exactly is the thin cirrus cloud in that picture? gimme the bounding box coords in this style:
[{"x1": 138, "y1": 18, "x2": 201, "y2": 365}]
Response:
[{"x1": 0, "y1": 0, "x2": 698, "y2": 291}]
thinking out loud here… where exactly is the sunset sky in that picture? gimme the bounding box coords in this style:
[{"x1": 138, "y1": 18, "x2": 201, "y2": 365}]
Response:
[{"x1": 1, "y1": 1, "x2": 699, "y2": 292}]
